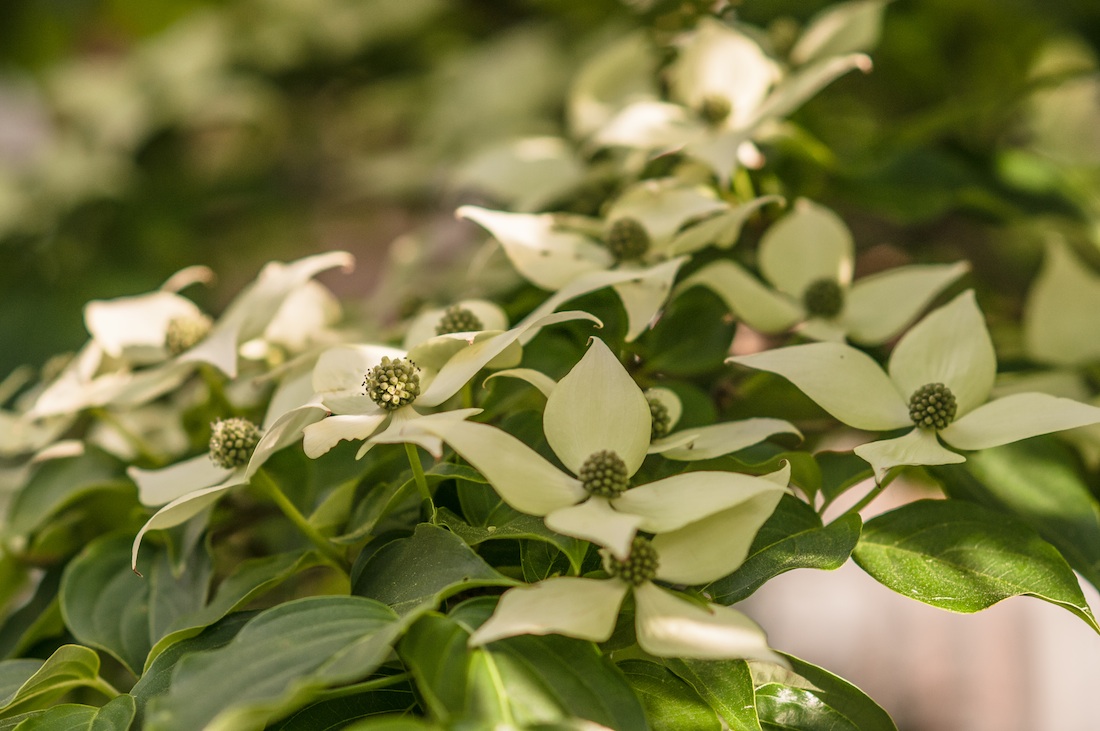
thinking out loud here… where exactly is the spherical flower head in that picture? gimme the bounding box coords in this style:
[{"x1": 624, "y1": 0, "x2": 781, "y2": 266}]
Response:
[
  {"x1": 698, "y1": 94, "x2": 732, "y2": 127},
  {"x1": 802, "y1": 278, "x2": 844, "y2": 319},
  {"x1": 605, "y1": 217, "x2": 651, "y2": 262},
  {"x1": 579, "y1": 449, "x2": 631, "y2": 498},
  {"x1": 365, "y1": 356, "x2": 421, "y2": 411},
  {"x1": 908, "y1": 382, "x2": 957, "y2": 430},
  {"x1": 209, "y1": 417, "x2": 261, "y2": 469},
  {"x1": 648, "y1": 397, "x2": 672, "y2": 441},
  {"x1": 165, "y1": 313, "x2": 213, "y2": 356},
  {"x1": 435, "y1": 305, "x2": 484, "y2": 336},
  {"x1": 604, "y1": 535, "x2": 660, "y2": 586}
]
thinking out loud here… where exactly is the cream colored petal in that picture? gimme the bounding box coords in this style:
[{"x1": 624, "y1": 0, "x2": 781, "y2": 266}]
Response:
[
  {"x1": 941, "y1": 393, "x2": 1100, "y2": 452},
  {"x1": 457, "y1": 206, "x2": 612, "y2": 291},
  {"x1": 666, "y1": 195, "x2": 784, "y2": 256},
  {"x1": 790, "y1": 0, "x2": 889, "y2": 66},
  {"x1": 84, "y1": 291, "x2": 201, "y2": 361},
  {"x1": 683, "y1": 130, "x2": 753, "y2": 183},
  {"x1": 758, "y1": 199, "x2": 853, "y2": 298},
  {"x1": 545, "y1": 497, "x2": 645, "y2": 560},
  {"x1": 365, "y1": 407, "x2": 482, "y2": 459},
  {"x1": 843, "y1": 262, "x2": 970, "y2": 346},
  {"x1": 128, "y1": 454, "x2": 231, "y2": 507},
  {"x1": 312, "y1": 344, "x2": 407, "y2": 395},
  {"x1": 485, "y1": 368, "x2": 557, "y2": 399},
  {"x1": 159, "y1": 265, "x2": 214, "y2": 293},
  {"x1": 403, "y1": 299, "x2": 510, "y2": 350},
  {"x1": 568, "y1": 30, "x2": 658, "y2": 139},
  {"x1": 593, "y1": 100, "x2": 702, "y2": 150},
  {"x1": 749, "y1": 53, "x2": 873, "y2": 129},
  {"x1": 606, "y1": 179, "x2": 727, "y2": 249},
  {"x1": 262, "y1": 281, "x2": 341, "y2": 352},
  {"x1": 644, "y1": 387, "x2": 682, "y2": 431},
  {"x1": 245, "y1": 404, "x2": 326, "y2": 478},
  {"x1": 544, "y1": 338, "x2": 651, "y2": 476},
  {"x1": 853, "y1": 428, "x2": 965, "y2": 483},
  {"x1": 675, "y1": 260, "x2": 802, "y2": 333},
  {"x1": 729, "y1": 343, "x2": 910, "y2": 431},
  {"x1": 468, "y1": 577, "x2": 629, "y2": 646},
  {"x1": 412, "y1": 419, "x2": 585, "y2": 515},
  {"x1": 302, "y1": 414, "x2": 387, "y2": 459},
  {"x1": 651, "y1": 490, "x2": 784, "y2": 585},
  {"x1": 888, "y1": 290, "x2": 996, "y2": 417},
  {"x1": 1023, "y1": 239, "x2": 1100, "y2": 366},
  {"x1": 615, "y1": 472, "x2": 788, "y2": 534},
  {"x1": 634, "y1": 583, "x2": 784, "y2": 662},
  {"x1": 651, "y1": 418, "x2": 801, "y2": 461}
]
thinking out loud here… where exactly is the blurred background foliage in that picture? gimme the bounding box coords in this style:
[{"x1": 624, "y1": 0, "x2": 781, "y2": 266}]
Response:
[{"x1": 3, "y1": 0, "x2": 1100, "y2": 379}]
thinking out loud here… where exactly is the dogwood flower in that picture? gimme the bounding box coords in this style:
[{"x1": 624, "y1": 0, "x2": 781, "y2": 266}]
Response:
[
  {"x1": 29, "y1": 251, "x2": 354, "y2": 418},
  {"x1": 404, "y1": 337, "x2": 790, "y2": 559},
  {"x1": 459, "y1": 179, "x2": 779, "y2": 340},
  {"x1": 677, "y1": 199, "x2": 969, "y2": 344},
  {"x1": 590, "y1": 18, "x2": 873, "y2": 180},
  {"x1": 728, "y1": 290, "x2": 1100, "y2": 480},
  {"x1": 303, "y1": 310, "x2": 599, "y2": 460},
  {"x1": 468, "y1": 524, "x2": 786, "y2": 661}
]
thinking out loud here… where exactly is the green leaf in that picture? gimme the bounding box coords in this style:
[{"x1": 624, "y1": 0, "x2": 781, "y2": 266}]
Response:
[
  {"x1": 521, "y1": 540, "x2": 577, "y2": 583},
  {"x1": 753, "y1": 654, "x2": 897, "y2": 731},
  {"x1": 0, "y1": 570, "x2": 64, "y2": 660},
  {"x1": 663, "y1": 658, "x2": 760, "y2": 731},
  {"x1": 0, "y1": 645, "x2": 108, "y2": 717},
  {"x1": 266, "y1": 689, "x2": 417, "y2": 730},
  {"x1": 931, "y1": 437, "x2": 1100, "y2": 590},
  {"x1": 817, "y1": 452, "x2": 874, "y2": 508},
  {"x1": 438, "y1": 507, "x2": 588, "y2": 574},
  {"x1": 352, "y1": 524, "x2": 516, "y2": 617},
  {"x1": 641, "y1": 287, "x2": 736, "y2": 377},
  {"x1": 143, "y1": 596, "x2": 405, "y2": 731},
  {"x1": 11, "y1": 694, "x2": 135, "y2": 731},
  {"x1": 5, "y1": 448, "x2": 130, "y2": 538},
  {"x1": 618, "y1": 660, "x2": 718, "y2": 731},
  {"x1": 853, "y1": 499, "x2": 1100, "y2": 632},
  {"x1": 707, "y1": 494, "x2": 861, "y2": 604}
]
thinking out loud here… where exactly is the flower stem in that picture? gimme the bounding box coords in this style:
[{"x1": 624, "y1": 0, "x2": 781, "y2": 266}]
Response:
[
  {"x1": 253, "y1": 468, "x2": 347, "y2": 568},
  {"x1": 405, "y1": 442, "x2": 435, "y2": 523},
  {"x1": 838, "y1": 468, "x2": 900, "y2": 519}
]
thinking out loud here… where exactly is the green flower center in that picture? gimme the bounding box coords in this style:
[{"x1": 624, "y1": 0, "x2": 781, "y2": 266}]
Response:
[
  {"x1": 648, "y1": 397, "x2": 671, "y2": 441},
  {"x1": 908, "y1": 383, "x2": 957, "y2": 430},
  {"x1": 802, "y1": 279, "x2": 844, "y2": 319},
  {"x1": 165, "y1": 313, "x2": 213, "y2": 356},
  {"x1": 209, "y1": 417, "x2": 261, "y2": 469},
  {"x1": 605, "y1": 217, "x2": 651, "y2": 262},
  {"x1": 435, "y1": 305, "x2": 484, "y2": 336},
  {"x1": 579, "y1": 449, "x2": 630, "y2": 498},
  {"x1": 605, "y1": 535, "x2": 660, "y2": 586},
  {"x1": 698, "y1": 94, "x2": 732, "y2": 126},
  {"x1": 364, "y1": 357, "x2": 421, "y2": 411}
]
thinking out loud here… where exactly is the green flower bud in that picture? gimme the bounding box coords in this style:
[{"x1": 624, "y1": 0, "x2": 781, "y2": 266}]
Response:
[
  {"x1": 579, "y1": 449, "x2": 631, "y2": 498},
  {"x1": 802, "y1": 278, "x2": 844, "y2": 319},
  {"x1": 209, "y1": 417, "x2": 261, "y2": 469},
  {"x1": 648, "y1": 397, "x2": 671, "y2": 441},
  {"x1": 435, "y1": 305, "x2": 484, "y2": 336},
  {"x1": 165, "y1": 313, "x2": 213, "y2": 356},
  {"x1": 698, "y1": 94, "x2": 732, "y2": 126},
  {"x1": 605, "y1": 217, "x2": 651, "y2": 262},
  {"x1": 364, "y1": 356, "x2": 421, "y2": 411},
  {"x1": 605, "y1": 535, "x2": 660, "y2": 586},
  {"x1": 908, "y1": 383, "x2": 957, "y2": 430}
]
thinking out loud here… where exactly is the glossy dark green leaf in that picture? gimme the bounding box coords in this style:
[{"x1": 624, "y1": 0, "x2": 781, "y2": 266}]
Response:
[
  {"x1": 931, "y1": 437, "x2": 1100, "y2": 589},
  {"x1": 618, "y1": 660, "x2": 718, "y2": 731},
  {"x1": 10, "y1": 694, "x2": 135, "y2": 731},
  {"x1": 5, "y1": 449, "x2": 130, "y2": 538},
  {"x1": 266, "y1": 688, "x2": 417, "y2": 731},
  {"x1": 817, "y1": 452, "x2": 874, "y2": 508},
  {"x1": 352, "y1": 524, "x2": 515, "y2": 617},
  {"x1": 641, "y1": 287, "x2": 736, "y2": 377},
  {"x1": 520, "y1": 540, "x2": 576, "y2": 583},
  {"x1": 143, "y1": 596, "x2": 404, "y2": 731},
  {"x1": 0, "y1": 570, "x2": 64, "y2": 660},
  {"x1": 853, "y1": 499, "x2": 1100, "y2": 632},
  {"x1": 753, "y1": 654, "x2": 896, "y2": 731},
  {"x1": 663, "y1": 658, "x2": 760, "y2": 731},
  {"x1": 707, "y1": 494, "x2": 861, "y2": 604},
  {"x1": 0, "y1": 645, "x2": 108, "y2": 717},
  {"x1": 439, "y1": 508, "x2": 588, "y2": 574}
]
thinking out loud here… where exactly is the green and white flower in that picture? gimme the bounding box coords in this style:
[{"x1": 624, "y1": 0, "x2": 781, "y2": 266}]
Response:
[
  {"x1": 729, "y1": 290, "x2": 1100, "y2": 480},
  {"x1": 405, "y1": 337, "x2": 790, "y2": 559},
  {"x1": 678, "y1": 199, "x2": 969, "y2": 344},
  {"x1": 468, "y1": 526, "x2": 785, "y2": 661},
  {"x1": 459, "y1": 179, "x2": 778, "y2": 340},
  {"x1": 303, "y1": 310, "x2": 599, "y2": 460}
]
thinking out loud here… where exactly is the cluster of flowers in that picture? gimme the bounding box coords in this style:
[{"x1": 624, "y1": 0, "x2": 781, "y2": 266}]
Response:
[{"x1": 4, "y1": 1, "x2": 1100, "y2": 693}]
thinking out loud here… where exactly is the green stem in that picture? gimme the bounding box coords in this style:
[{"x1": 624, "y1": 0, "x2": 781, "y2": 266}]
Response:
[
  {"x1": 308, "y1": 672, "x2": 411, "y2": 703},
  {"x1": 253, "y1": 469, "x2": 347, "y2": 568},
  {"x1": 405, "y1": 442, "x2": 435, "y2": 523},
  {"x1": 89, "y1": 676, "x2": 121, "y2": 700},
  {"x1": 838, "y1": 468, "x2": 900, "y2": 519}
]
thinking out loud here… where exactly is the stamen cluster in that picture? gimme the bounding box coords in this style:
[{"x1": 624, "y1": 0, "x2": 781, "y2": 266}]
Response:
[
  {"x1": 605, "y1": 536, "x2": 660, "y2": 586},
  {"x1": 435, "y1": 305, "x2": 484, "y2": 336},
  {"x1": 802, "y1": 279, "x2": 844, "y2": 318},
  {"x1": 365, "y1": 357, "x2": 421, "y2": 410},
  {"x1": 648, "y1": 397, "x2": 671, "y2": 441},
  {"x1": 579, "y1": 449, "x2": 630, "y2": 498},
  {"x1": 605, "y1": 218, "x2": 651, "y2": 262},
  {"x1": 698, "y1": 94, "x2": 732, "y2": 126},
  {"x1": 165, "y1": 314, "x2": 213, "y2": 356},
  {"x1": 908, "y1": 382, "x2": 957, "y2": 430},
  {"x1": 209, "y1": 417, "x2": 261, "y2": 469}
]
